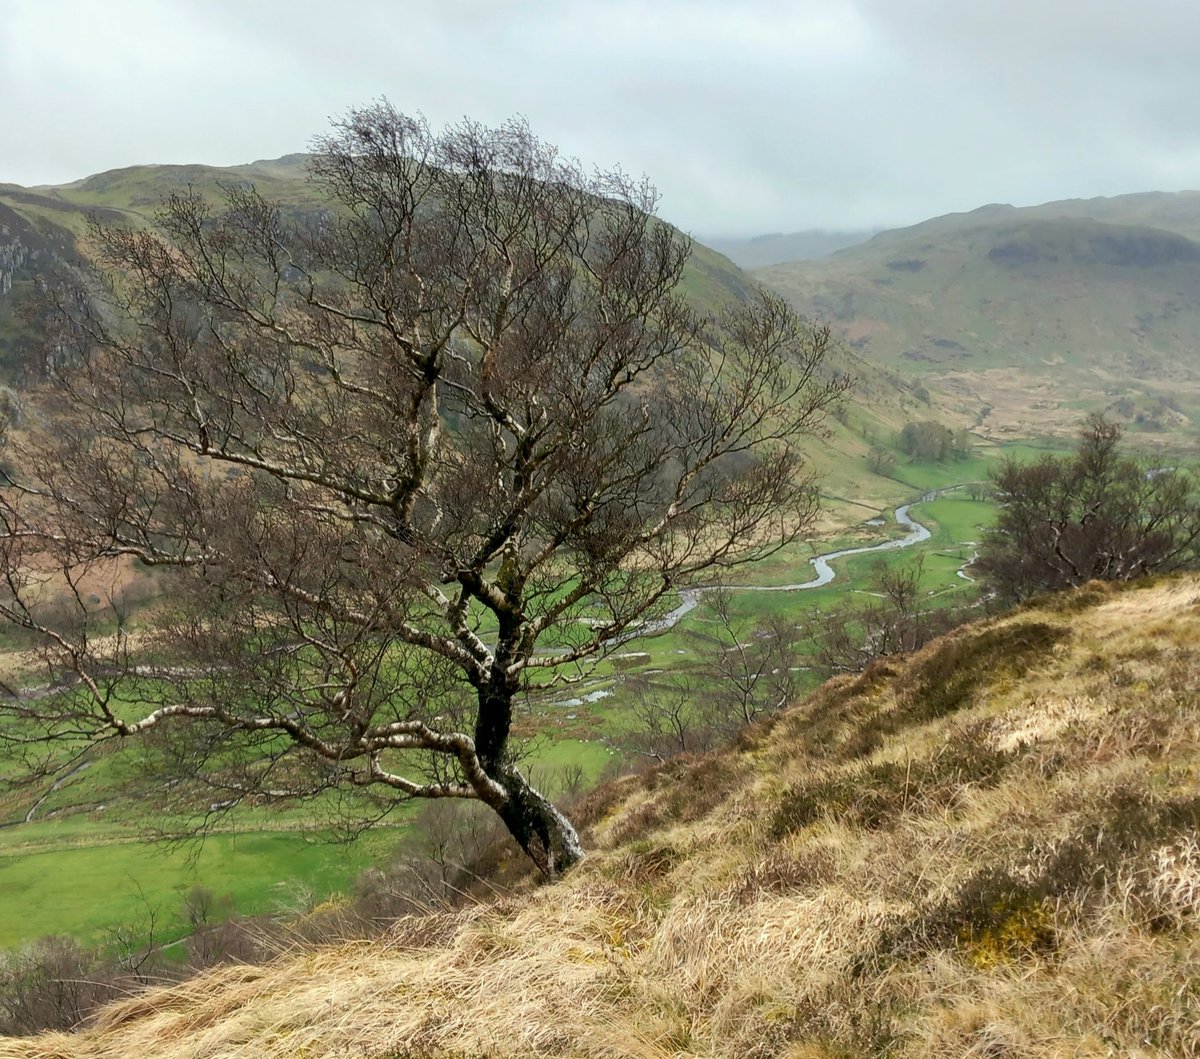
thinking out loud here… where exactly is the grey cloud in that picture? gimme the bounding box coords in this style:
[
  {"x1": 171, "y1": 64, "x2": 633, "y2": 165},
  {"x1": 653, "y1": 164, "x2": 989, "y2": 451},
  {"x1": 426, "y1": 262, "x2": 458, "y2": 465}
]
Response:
[{"x1": 2, "y1": 0, "x2": 1198, "y2": 234}]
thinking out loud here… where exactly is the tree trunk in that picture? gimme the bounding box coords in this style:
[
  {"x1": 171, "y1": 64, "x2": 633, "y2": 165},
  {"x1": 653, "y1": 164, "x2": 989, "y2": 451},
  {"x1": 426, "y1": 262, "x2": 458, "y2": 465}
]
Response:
[
  {"x1": 492, "y1": 763, "x2": 585, "y2": 879},
  {"x1": 474, "y1": 673, "x2": 585, "y2": 879}
]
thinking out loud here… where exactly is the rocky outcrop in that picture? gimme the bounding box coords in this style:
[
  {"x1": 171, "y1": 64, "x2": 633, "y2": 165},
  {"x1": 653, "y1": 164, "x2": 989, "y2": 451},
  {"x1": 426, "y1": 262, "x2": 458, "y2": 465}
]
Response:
[
  {"x1": 0, "y1": 236, "x2": 31, "y2": 297},
  {"x1": 0, "y1": 200, "x2": 77, "y2": 303}
]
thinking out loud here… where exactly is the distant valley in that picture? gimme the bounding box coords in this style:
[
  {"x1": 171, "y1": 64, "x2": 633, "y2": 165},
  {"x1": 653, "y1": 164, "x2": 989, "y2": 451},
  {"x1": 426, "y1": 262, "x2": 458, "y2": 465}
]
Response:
[
  {"x1": 5, "y1": 167, "x2": 1199, "y2": 444},
  {"x1": 702, "y1": 227, "x2": 877, "y2": 268},
  {"x1": 753, "y1": 191, "x2": 1200, "y2": 439}
]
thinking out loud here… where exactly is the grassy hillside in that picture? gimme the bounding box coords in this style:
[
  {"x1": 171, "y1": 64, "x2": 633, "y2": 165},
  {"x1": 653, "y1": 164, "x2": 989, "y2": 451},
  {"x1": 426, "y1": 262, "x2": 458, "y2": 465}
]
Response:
[
  {"x1": 0, "y1": 157, "x2": 935, "y2": 544},
  {"x1": 6, "y1": 573, "x2": 1198, "y2": 1058},
  {"x1": 0, "y1": 480, "x2": 1007, "y2": 950},
  {"x1": 758, "y1": 192, "x2": 1200, "y2": 439},
  {"x1": 0, "y1": 158, "x2": 926, "y2": 500}
]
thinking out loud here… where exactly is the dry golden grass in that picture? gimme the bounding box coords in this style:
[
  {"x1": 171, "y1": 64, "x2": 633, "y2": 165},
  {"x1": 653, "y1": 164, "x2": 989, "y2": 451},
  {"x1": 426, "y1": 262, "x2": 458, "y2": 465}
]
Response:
[{"x1": 4, "y1": 575, "x2": 1200, "y2": 1058}]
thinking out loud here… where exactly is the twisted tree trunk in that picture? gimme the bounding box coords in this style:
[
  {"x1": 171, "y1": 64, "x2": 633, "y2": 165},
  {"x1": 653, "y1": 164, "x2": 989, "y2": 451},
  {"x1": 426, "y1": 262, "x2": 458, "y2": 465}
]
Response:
[{"x1": 475, "y1": 676, "x2": 583, "y2": 879}]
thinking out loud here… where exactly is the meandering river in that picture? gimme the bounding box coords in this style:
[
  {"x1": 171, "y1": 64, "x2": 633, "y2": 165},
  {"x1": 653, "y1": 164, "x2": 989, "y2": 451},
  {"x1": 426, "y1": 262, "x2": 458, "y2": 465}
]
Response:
[{"x1": 643, "y1": 498, "x2": 935, "y2": 635}]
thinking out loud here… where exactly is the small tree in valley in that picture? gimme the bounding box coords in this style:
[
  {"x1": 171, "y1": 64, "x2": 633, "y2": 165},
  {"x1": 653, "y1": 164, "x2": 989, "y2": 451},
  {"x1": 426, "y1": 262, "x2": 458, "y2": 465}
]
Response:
[
  {"x1": 977, "y1": 414, "x2": 1200, "y2": 603},
  {"x1": 808, "y1": 557, "x2": 962, "y2": 674},
  {"x1": 621, "y1": 589, "x2": 799, "y2": 761}
]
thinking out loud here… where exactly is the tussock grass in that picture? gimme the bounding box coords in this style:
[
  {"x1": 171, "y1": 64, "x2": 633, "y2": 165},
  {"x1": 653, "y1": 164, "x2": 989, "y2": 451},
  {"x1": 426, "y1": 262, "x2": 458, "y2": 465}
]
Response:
[{"x1": 4, "y1": 576, "x2": 1200, "y2": 1058}]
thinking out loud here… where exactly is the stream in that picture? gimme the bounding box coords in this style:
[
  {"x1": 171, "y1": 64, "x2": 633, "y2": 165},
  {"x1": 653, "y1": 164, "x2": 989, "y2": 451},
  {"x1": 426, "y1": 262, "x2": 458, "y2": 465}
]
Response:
[
  {"x1": 23, "y1": 761, "x2": 93, "y2": 822},
  {"x1": 642, "y1": 497, "x2": 936, "y2": 636},
  {"x1": 4, "y1": 497, "x2": 957, "y2": 823}
]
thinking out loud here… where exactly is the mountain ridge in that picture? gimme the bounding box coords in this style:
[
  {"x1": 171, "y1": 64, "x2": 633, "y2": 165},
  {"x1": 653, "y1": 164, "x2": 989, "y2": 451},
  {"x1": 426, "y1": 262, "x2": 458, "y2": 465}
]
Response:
[
  {"x1": 0, "y1": 157, "x2": 931, "y2": 528},
  {"x1": 758, "y1": 190, "x2": 1200, "y2": 438}
]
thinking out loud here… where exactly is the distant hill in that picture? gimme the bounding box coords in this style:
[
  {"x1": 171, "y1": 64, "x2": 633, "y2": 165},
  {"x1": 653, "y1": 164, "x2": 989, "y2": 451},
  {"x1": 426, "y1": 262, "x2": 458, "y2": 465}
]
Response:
[
  {"x1": 7, "y1": 573, "x2": 1198, "y2": 1058},
  {"x1": 6, "y1": 158, "x2": 745, "y2": 376},
  {"x1": 757, "y1": 191, "x2": 1200, "y2": 439},
  {"x1": 9, "y1": 173, "x2": 1200, "y2": 442},
  {"x1": 704, "y1": 227, "x2": 877, "y2": 268},
  {"x1": 0, "y1": 158, "x2": 933, "y2": 530}
]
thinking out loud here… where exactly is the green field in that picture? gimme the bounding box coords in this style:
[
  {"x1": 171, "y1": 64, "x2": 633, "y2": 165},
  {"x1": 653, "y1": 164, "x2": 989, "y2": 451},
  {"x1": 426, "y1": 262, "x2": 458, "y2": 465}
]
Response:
[
  {"x1": 0, "y1": 442, "x2": 1036, "y2": 952},
  {"x1": 0, "y1": 732, "x2": 618, "y2": 949},
  {"x1": 0, "y1": 826, "x2": 396, "y2": 948}
]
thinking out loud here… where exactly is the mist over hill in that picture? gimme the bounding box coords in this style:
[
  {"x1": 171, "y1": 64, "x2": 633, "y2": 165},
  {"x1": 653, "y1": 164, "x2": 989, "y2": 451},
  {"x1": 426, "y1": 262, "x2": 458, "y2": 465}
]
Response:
[{"x1": 703, "y1": 228, "x2": 878, "y2": 268}]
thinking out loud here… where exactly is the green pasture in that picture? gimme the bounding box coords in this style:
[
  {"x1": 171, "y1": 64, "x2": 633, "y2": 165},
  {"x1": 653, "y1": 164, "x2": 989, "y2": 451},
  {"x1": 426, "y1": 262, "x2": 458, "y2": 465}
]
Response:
[
  {"x1": 0, "y1": 825, "x2": 398, "y2": 949},
  {"x1": 0, "y1": 440, "x2": 1050, "y2": 953}
]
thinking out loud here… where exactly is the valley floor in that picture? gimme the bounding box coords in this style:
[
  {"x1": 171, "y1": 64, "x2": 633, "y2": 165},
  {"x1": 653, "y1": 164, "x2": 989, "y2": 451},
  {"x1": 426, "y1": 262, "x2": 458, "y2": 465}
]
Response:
[{"x1": 0, "y1": 483, "x2": 996, "y2": 952}]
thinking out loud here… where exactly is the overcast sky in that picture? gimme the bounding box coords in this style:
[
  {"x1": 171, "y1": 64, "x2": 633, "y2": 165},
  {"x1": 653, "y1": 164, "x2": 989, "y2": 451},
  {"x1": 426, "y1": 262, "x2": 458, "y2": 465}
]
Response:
[{"x1": 3, "y1": 0, "x2": 1198, "y2": 236}]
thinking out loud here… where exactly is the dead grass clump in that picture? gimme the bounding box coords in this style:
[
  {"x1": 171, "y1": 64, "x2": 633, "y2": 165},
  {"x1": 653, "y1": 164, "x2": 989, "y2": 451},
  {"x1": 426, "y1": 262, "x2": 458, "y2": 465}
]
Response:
[
  {"x1": 730, "y1": 845, "x2": 840, "y2": 903},
  {"x1": 771, "y1": 765, "x2": 903, "y2": 835},
  {"x1": 1036, "y1": 578, "x2": 1117, "y2": 614},
  {"x1": 1066, "y1": 660, "x2": 1200, "y2": 765},
  {"x1": 774, "y1": 662, "x2": 899, "y2": 759},
  {"x1": 648, "y1": 754, "x2": 745, "y2": 825},
  {"x1": 895, "y1": 620, "x2": 1069, "y2": 727},
  {"x1": 604, "y1": 753, "x2": 746, "y2": 847},
  {"x1": 570, "y1": 773, "x2": 645, "y2": 834},
  {"x1": 874, "y1": 783, "x2": 1200, "y2": 974},
  {"x1": 987, "y1": 694, "x2": 1101, "y2": 754},
  {"x1": 617, "y1": 842, "x2": 683, "y2": 887},
  {"x1": 385, "y1": 909, "x2": 474, "y2": 954},
  {"x1": 772, "y1": 730, "x2": 1013, "y2": 837},
  {"x1": 786, "y1": 981, "x2": 905, "y2": 1058},
  {"x1": 1119, "y1": 835, "x2": 1200, "y2": 930},
  {"x1": 605, "y1": 799, "x2": 663, "y2": 848},
  {"x1": 1026, "y1": 787, "x2": 1200, "y2": 899}
]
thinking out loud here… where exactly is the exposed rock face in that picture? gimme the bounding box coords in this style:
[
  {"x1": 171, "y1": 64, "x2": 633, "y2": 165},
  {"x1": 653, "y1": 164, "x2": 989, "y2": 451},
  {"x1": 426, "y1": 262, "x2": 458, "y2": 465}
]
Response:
[
  {"x1": 0, "y1": 200, "x2": 77, "y2": 303},
  {"x1": 0, "y1": 237, "x2": 31, "y2": 297},
  {"x1": 0, "y1": 203, "x2": 44, "y2": 301},
  {"x1": 0, "y1": 202, "x2": 75, "y2": 377}
]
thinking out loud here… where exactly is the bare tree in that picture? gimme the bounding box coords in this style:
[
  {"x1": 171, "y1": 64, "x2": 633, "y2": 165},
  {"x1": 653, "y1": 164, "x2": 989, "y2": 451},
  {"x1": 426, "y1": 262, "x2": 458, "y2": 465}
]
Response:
[
  {"x1": 0, "y1": 937, "x2": 105, "y2": 1035},
  {"x1": 977, "y1": 414, "x2": 1200, "y2": 603},
  {"x1": 865, "y1": 445, "x2": 895, "y2": 477},
  {"x1": 622, "y1": 677, "x2": 706, "y2": 762},
  {"x1": 692, "y1": 589, "x2": 798, "y2": 734},
  {"x1": 621, "y1": 589, "x2": 799, "y2": 760},
  {"x1": 0, "y1": 105, "x2": 847, "y2": 878},
  {"x1": 809, "y1": 557, "x2": 963, "y2": 674}
]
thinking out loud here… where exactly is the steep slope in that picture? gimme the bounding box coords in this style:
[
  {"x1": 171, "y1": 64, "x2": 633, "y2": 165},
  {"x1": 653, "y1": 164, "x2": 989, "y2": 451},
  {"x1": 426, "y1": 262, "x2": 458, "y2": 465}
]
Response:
[
  {"x1": 8, "y1": 574, "x2": 1198, "y2": 1059},
  {"x1": 758, "y1": 192, "x2": 1200, "y2": 439},
  {"x1": 0, "y1": 159, "x2": 926, "y2": 524},
  {"x1": 0, "y1": 195, "x2": 90, "y2": 378}
]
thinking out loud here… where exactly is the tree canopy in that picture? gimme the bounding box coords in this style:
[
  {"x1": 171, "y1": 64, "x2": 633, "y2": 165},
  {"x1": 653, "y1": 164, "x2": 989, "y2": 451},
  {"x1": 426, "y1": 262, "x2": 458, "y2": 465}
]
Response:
[
  {"x1": 977, "y1": 414, "x2": 1200, "y2": 603},
  {"x1": 0, "y1": 106, "x2": 847, "y2": 877}
]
